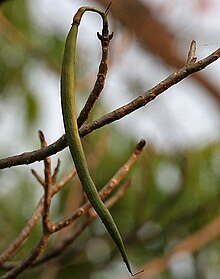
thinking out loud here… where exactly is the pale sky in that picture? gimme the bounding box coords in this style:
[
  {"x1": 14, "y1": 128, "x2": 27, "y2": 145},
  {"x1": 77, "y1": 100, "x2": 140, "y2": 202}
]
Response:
[{"x1": 1, "y1": 0, "x2": 220, "y2": 157}]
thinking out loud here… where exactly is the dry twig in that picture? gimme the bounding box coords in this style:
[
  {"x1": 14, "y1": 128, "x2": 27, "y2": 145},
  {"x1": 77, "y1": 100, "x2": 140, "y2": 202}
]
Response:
[
  {"x1": 0, "y1": 134, "x2": 76, "y2": 266},
  {"x1": 51, "y1": 139, "x2": 146, "y2": 232},
  {"x1": 32, "y1": 180, "x2": 131, "y2": 268},
  {"x1": 77, "y1": 20, "x2": 113, "y2": 127},
  {"x1": 0, "y1": 139, "x2": 145, "y2": 277},
  {"x1": 0, "y1": 46, "x2": 219, "y2": 170}
]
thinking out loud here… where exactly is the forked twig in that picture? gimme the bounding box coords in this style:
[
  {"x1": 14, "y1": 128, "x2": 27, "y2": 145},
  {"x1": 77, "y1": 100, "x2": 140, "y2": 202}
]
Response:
[
  {"x1": 0, "y1": 46, "x2": 219, "y2": 170},
  {"x1": 1, "y1": 235, "x2": 50, "y2": 279},
  {"x1": 52, "y1": 139, "x2": 146, "y2": 232},
  {"x1": 1, "y1": 139, "x2": 145, "y2": 272},
  {"x1": 77, "y1": 14, "x2": 113, "y2": 127},
  {"x1": 32, "y1": 180, "x2": 131, "y2": 268},
  {"x1": 0, "y1": 134, "x2": 76, "y2": 266}
]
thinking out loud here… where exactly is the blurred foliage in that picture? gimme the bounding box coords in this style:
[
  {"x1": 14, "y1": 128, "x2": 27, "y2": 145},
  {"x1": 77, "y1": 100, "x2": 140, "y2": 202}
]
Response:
[{"x1": 0, "y1": 1, "x2": 220, "y2": 279}]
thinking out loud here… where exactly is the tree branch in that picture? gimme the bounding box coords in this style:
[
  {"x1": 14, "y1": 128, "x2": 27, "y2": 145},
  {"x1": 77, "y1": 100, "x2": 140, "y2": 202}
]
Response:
[
  {"x1": 77, "y1": 21, "x2": 113, "y2": 127},
  {"x1": 0, "y1": 139, "x2": 145, "y2": 274},
  {"x1": 0, "y1": 144, "x2": 76, "y2": 266},
  {"x1": 0, "y1": 46, "x2": 219, "y2": 170},
  {"x1": 1, "y1": 234, "x2": 50, "y2": 279},
  {"x1": 31, "y1": 180, "x2": 131, "y2": 269},
  {"x1": 96, "y1": 0, "x2": 220, "y2": 103}
]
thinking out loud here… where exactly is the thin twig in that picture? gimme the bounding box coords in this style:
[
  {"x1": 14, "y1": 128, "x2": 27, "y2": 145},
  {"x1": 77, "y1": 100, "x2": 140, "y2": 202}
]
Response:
[
  {"x1": 52, "y1": 159, "x2": 61, "y2": 185},
  {"x1": 0, "y1": 162, "x2": 76, "y2": 265},
  {"x1": 77, "y1": 16, "x2": 113, "y2": 127},
  {"x1": 1, "y1": 140, "x2": 144, "y2": 271},
  {"x1": 31, "y1": 169, "x2": 45, "y2": 187},
  {"x1": 80, "y1": 47, "x2": 220, "y2": 136},
  {"x1": 1, "y1": 234, "x2": 50, "y2": 279},
  {"x1": 0, "y1": 46, "x2": 219, "y2": 170},
  {"x1": 38, "y1": 131, "x2": 53, "y2": 232},
  {"x1": 52, "y1": 168, "x2": 76, "y2": 195},
  {"x1": 32, "y1": 180, "x2": 131, "y2": 268},
  {"x1": 0, "y1": 201, "x2": 44, "y2": 266},
  {"x1": 52, "y1": 139, "x2": 146, "y2": 232}
]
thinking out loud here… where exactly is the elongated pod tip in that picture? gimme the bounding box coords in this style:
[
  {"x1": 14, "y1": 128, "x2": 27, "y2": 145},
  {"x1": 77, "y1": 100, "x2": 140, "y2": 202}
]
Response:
[
  {"x1": 124, "y1": 260, "x2": 144, "y2": 277},
  {"x1": 131, "y1": 269, "x2": 144, "y2": 277}
]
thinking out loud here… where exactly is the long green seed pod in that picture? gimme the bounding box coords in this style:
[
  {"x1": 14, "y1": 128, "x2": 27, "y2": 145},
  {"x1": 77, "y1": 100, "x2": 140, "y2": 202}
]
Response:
[{"x1": 60, "y1": 7, "x2": 140, "y2": 276}]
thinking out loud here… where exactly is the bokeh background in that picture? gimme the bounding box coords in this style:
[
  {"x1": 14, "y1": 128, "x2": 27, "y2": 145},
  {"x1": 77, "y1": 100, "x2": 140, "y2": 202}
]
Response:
[{"x1": 0, "y1": 0, "x2": 220, "y2": 278}]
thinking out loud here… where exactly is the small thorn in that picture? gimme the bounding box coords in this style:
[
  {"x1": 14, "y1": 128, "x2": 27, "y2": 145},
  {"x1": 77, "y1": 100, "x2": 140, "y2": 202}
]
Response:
[
  {"x1": 109, "y1": 32, "x2": 114, "y2": 40},
  {"x1": 105, "y1": 1, "x2": 112, "y2": 15},
  {"x1": 97, "y1": 32, "x2": 102, "y2": 40}
]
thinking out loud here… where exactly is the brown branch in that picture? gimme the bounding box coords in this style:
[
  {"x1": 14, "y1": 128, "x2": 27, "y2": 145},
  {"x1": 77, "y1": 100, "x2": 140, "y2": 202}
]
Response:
[
  {"x1": 77, "y1": 20, "x2": 113, "y2": 127},
  {"x1": 31, "y1": 169, "x2": 45, "y2": 187},
  {"x1": 96, "y1": 0, "x2": 220, "y2": 103},
  {"x1": 52, "y1": 159, "x2": 61, "y2": 185},
  {"x1": 31, "y1": 180, "x2": 131, "y2": 268},
  {"x1": 1, "y1": 140, "x2": 144, "y2": 271},
  {"x1": 0, "y1": 134, "x2": 67, "y2": 169},
  {"x1": 0, "y1": 46, "x2": 219, "y2": 170},
  {"x1": 0, "y1": 162, "x2": 76, "y2": 266},
  {"x1": 0, "y1": 12, "x2": 111, "y2": 170},
  {"x1": 52, "y1": 168, "x2": 77, "y2": 195},
  {"x1": 80, "y1": 47, "x2": 220, "y2": 135},
  {"x1": 1, "y1": 234, "x2": 50, "y2": 279},
  {"x1": 52, "y1": 139, "x2": 146, "y2": 232},
  {"x1": 39, "y1": 131, "x2": 53, "y2": 233},
  {"x1": 0, "y1": 202, "x2": 43, "y2": 266}
]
